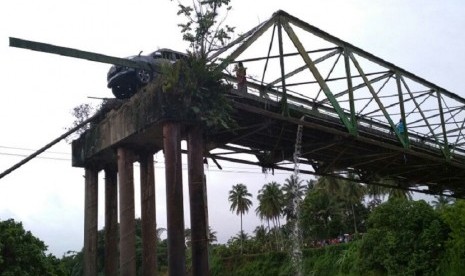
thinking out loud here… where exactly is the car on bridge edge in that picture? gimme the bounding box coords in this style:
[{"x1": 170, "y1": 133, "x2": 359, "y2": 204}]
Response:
[{"x1": 107, "y1": 48, "x2": 186, "y2": 99}]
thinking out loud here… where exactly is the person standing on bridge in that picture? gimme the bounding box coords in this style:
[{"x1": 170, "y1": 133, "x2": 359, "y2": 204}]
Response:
[
  {"x1": 396, "y1": 119, "x2": 408, "y2": 163},
  {"x1": 234, "y1": 62, "x2": 247, "y2": 93},
  {"x1": 396, "y1": 119, "x2": 405, "y2": 135}
]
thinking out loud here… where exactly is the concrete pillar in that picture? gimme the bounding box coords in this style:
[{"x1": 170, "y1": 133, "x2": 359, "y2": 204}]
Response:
[
  {"x1": 104, "y1": 166, "x2": 118, "y2": 276},
  {"x1": 83, "y1": 167, "x2": 98, "y2": 276},
  {"x1": 187, "y1": 126, "x2": 209, "y2": 276},
  {"x1": 140, "y1": 153, "x2": 157, "y2": 276},
  {"x1": 118, "y1": 148, "x2": 136, "y2": 276},
  {"x1": 163, "y1": 122, "x2": 186, "y2": 276}
]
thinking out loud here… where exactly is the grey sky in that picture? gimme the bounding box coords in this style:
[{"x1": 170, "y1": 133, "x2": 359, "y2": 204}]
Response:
[{"x1": 0, "y1": 0, "x2": 464, "y2": 256}]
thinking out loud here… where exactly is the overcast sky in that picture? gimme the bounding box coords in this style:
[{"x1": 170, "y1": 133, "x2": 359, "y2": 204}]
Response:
[{"x1": 0, "y1": 0, "x2": 464, "y2": 257}]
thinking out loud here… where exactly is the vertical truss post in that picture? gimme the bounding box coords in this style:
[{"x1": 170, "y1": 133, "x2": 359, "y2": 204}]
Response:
[
  {"x1": 436, "y1": 91, "x2": 451, "y2": 160},
  {"x1": 344, "y1": 48, "x2": 357, "y2": 132},
  {"x1": 280, "y1": 19, "x2": 355, "y2": 134},
  {"x1": 277, "y1": 16, "x2": 289, "y2": 115},
  {"x1": 396, "y1": 72, "x2": 410, "y2": 147}
]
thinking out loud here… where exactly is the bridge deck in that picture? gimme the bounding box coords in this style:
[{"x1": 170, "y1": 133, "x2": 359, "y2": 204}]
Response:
[{"x1": 72, "y1": 85, "x2": 465, "y2": 198}]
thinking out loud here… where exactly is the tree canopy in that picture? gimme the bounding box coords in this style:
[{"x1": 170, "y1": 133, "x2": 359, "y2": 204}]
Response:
[{"x1": 0, "y1": 219, "x2": 65, "y2": 276}]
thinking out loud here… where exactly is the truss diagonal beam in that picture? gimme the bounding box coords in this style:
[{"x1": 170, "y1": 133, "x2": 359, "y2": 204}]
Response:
[
  {"x1": 349, "y1": 53, "x2": 405, "y2": 146},
  {"x1": 319, "y1": 72, "x2": 392, "y2": 104},
  {"x1": 267, "y1": 48, "x2": 341, "y2": 88},
  {"x1": 280, "y1": 18, "x2": 354, "y2": 134}
]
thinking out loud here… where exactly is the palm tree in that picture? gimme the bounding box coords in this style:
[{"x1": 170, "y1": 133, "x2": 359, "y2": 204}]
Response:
[
  {"x1": 369, "y1": 176, "x2": 412, "y2": 201},
  {"x1": 256, "y1": 181, "x2": 283, "y2": 229},
  {"x1": 228, "y1": 183, "x2": 253, "y2": 254},
  {"x1": 282, "y1": 175, "x2": 307, "y2": 220},
  {"x1": 208, "y1": 226, "x2": 218, "y2": 244},
  {"x1": 388, "y1": 188, "x2": 412, "y2": 200},
  {"x1": 431, "y1": 195, "x2": 454, "y2": 210},
  {"x1": 315, "y1": 174, "x2": 366, "y2": 234},
  {"x1": 340, "y1": 178, "x2": 366, "y2": 234},
  {"x1": 256, "y1": 181, "x2": 284, "y2": 250},
  {"x1": 366, "y1": 184, "x2": 388, "y2": 202}
]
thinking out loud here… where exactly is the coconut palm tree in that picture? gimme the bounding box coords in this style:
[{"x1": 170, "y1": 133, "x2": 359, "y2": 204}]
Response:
[
  {"x1": 340, "y1": 178, "x2": 366, "y2": 234},
  {"x1": 431, "y1": 195, "x2": 455, "y2": 210},
  {"x1": 256, "y1": 181, "x2": 284, "y2": 250},
  {"x1": 256, "y1": 181, "x2": 283, "y2": 229},
  {"x1": 388, "y1": 188, "x2": 412, "y2": 200},
  {"x1": 228, "y1": 183, "x2": 253, "y2": 254},
  {"x1": 282, "y1": 175, "x2": 307, "y2": 220},
  {"x1": 315, "y1": 174, "x2": 366, "y2": 234}
]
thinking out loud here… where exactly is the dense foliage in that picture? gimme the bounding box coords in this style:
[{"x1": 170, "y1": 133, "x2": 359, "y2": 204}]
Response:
[
  {"x1": 0, "y1": 219, "x2": 65, "y2": 275},
  {"x1": 359, "y1": 199, "x2": 449, "y2": 275},
  {"x1": 157, "y1": 54, "x2": 235, "y2": 131},
  {"x1": 216, "y1": 176, "x2": 463, "y2": 275}
]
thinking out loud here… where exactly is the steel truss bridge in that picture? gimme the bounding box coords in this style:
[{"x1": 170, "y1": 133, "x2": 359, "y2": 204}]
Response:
[
  {"x1": 9, "y1": 10, "x2": 465, "y2": 197},
  {"x1": 206, "y1": 10, "x2": 465, "y2": 197}
]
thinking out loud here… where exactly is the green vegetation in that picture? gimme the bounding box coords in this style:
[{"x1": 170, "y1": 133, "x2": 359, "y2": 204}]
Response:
[
  {"x1": 154, "y1": 0, "x2": 236, "y2": 131},
  {"x1": 211, "y1": 175, "x2": 462, "y2": 275},
  {"x1": 2, "y1": 176, "x2": 464, "y2": 275},
  {"x1": 0, "y1": 219, "x2": 65, "y2": 275}
]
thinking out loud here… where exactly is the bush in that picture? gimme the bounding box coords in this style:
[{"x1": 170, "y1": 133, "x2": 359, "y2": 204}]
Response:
[{"x1": 359, "y1": 199, "x2": 449, "y2": 275}]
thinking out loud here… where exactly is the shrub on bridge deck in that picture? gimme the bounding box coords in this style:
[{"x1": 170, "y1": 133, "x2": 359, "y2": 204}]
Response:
[{"x1": 156, "y1": 54, "x2": 236, "y2": 132}]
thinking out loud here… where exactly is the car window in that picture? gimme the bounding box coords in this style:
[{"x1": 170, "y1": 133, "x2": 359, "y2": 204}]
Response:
[{"x1": 152, "y1": 50, "x2": 186, "y2": 61}]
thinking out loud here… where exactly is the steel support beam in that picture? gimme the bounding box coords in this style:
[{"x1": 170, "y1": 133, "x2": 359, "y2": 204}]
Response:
[
  {"x1": 104, "y1": 166, "x2": 118, "y2": 276},
  {"x1": 83, "y1": 167, "x2": 98, "y2": 276},
  {"x1": 163, "y1": 122, "x2": 186, "y2": 276},
  {"x1": 188, "y1": 126, "x2": 209, "y2": 276},
  {"x1": 118, "y1": 147, "x2": 136, "y2": 276},
  {"x1": 140, "y1": 153, "x2": 158, "y2": 276}
]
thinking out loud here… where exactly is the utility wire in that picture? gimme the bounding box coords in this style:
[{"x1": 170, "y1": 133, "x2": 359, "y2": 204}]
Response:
[
  {"x1": 0, "y1": 114, "x2": 98, "y2": 180},
  {"x1": 0, "y1": 151, "x2": 292, "y2": 175}
]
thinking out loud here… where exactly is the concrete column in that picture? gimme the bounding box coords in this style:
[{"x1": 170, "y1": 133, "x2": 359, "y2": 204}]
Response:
[
  {"x1": 118, "y1": 148, "x2": 136, "y2": 276},
  {"x1": 140, "y1": 153, "x2": 157, "y2": 276},
  {"x1": 83, "y1": 167, "x2": 98, "y2": 276},
  {"x1": 163, "y1": 122, "x2": 186, "y2": 276},
  {"x1": 104, "y1": 166, "x2": 118, "y2": 276},
  {"x1": 187, "y1": 126, "x2": 209, "y2": 276}
]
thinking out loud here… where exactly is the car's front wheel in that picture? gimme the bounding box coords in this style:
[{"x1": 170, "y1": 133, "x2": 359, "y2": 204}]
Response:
[
  {"x1": 112, "y1": 82, "x2": 138, "y2": 99},
  {"x1": 136, "y1": 69, "x2": 152, "y2": 84}
]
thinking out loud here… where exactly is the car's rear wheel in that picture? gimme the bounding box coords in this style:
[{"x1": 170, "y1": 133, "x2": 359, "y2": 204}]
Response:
[{"x1": 136, "y1": 69, "x2": 152, "y2": 84}]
